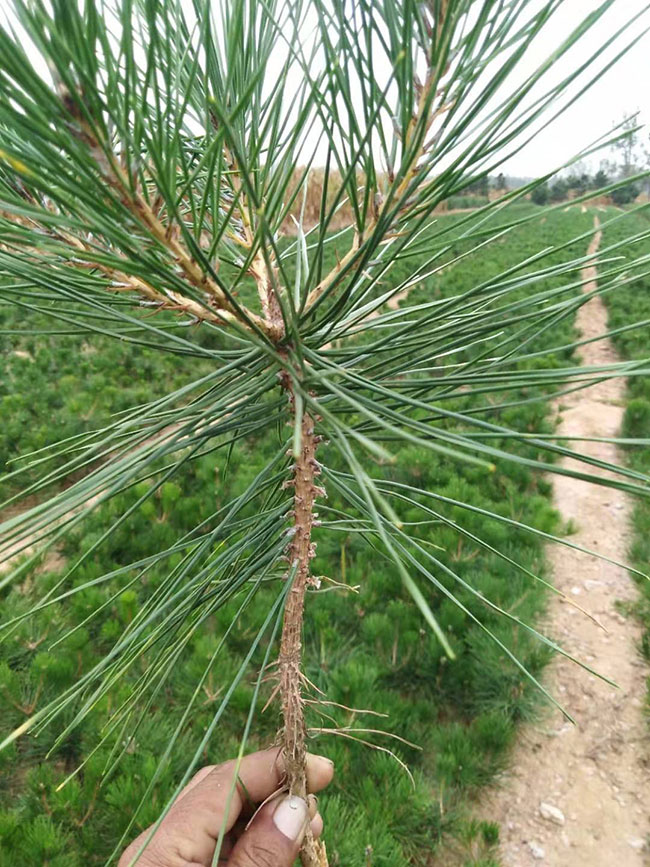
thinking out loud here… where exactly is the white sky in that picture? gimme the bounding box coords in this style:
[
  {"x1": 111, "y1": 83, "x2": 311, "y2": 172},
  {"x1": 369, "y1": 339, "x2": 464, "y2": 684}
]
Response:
[
  {"x1": 501, "y1": 0, "x2": 650, "y2": 176},
  {"x1": 1, "y1": 0, "x2": 648, "y2": 179}
]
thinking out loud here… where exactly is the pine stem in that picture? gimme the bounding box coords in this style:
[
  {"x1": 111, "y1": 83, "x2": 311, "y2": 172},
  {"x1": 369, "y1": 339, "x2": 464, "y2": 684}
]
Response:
[{"x1": 278, "y1": 406, "x2": 328, "y2": 867}]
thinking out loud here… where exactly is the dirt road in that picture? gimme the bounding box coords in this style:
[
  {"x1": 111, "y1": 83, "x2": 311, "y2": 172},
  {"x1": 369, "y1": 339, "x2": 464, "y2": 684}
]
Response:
[{"x1": 478, "y1": 216, "x2": 650, "y2": 865}]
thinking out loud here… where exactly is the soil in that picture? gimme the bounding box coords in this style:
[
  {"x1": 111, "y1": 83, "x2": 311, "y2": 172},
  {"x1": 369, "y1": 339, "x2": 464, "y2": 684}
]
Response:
[{"x1": 476, "y1": 216, "x2": 650, "y2": 864}]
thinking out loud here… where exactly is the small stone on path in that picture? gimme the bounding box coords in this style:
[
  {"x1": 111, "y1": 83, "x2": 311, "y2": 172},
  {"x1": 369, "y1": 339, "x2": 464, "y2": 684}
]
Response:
[
  {"x1": 528, "y1": 841, "x2": 546, "y2": 860},
  {"x1": 628, "y1": 838, "x2": 645, "y2": 852},
  {"x1": 540, "y1": 802, "x2": 565, "y2": 826}
]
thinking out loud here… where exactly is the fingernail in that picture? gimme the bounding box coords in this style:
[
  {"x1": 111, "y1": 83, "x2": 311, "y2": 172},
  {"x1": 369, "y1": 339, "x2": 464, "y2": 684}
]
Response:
[
  {"x1": 307, "y1": 794, "x2": 319, "y2": 819},
  {"x1": 307, "y1": 753, "x2": 334, "y2": 774},
  {"x1": 313, "y1": 754, "x2": 334, "y2": 767},
  {"x1": 273, "y1": 795, "x2": 309, "y2": 842}
]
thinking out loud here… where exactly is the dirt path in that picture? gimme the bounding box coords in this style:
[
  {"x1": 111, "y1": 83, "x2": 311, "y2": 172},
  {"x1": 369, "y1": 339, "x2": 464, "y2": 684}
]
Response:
[{"x1": 477, "y1": 216, "x2": 650, "y2": 865}]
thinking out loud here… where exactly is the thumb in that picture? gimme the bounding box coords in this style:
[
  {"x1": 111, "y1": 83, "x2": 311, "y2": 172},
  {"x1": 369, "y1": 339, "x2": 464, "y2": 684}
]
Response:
[{"x1": 228, "y1": 795, "x2": 309, "y2": 867}]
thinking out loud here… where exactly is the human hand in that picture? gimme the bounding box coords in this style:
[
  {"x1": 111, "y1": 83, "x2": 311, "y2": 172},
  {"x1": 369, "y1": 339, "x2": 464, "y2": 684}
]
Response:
[{"x1": 118, "y1": 748, "x2": 334, "y2": 867}]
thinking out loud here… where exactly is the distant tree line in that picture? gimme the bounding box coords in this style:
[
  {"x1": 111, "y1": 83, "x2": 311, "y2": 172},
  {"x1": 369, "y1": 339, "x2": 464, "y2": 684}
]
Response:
[
  {"x1": 532, "y1": 114, "x2": 648, "y2": 207},
  {"x1": 462, "y1": 173, "x2": 510, "y2": 195},
  {"x1": 461, "y1": 169, "x2": 635, "y2": 206},
  {"x1": 529, "y1": 168, "x2": 639, "y2": 206},
  {"x1": 458, "y1": 116, "x2": 649, "y2": 209}
]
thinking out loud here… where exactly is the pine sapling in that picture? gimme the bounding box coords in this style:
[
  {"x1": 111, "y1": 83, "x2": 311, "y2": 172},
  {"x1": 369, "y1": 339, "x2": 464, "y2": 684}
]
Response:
[{"x1": 0, "y1": 2, "x2": 649, "y2": 865}]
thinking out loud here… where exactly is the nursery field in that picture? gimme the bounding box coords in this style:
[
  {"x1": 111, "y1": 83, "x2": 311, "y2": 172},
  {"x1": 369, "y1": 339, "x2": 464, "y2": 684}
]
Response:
[{"x1": 0, "y1": 203, "x2": 631, "y2": 867}]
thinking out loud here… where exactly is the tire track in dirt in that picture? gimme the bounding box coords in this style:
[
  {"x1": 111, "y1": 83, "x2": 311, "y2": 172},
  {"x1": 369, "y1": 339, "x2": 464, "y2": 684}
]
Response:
[{"x1": 477, "y1": 216, "x2": 650, "y2": 865}]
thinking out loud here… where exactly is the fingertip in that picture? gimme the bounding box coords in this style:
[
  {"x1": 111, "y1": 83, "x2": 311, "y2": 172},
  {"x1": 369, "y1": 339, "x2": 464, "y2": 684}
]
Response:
[
  {"x1": 310, "y1": 812, "x2": 324, "y2": 839},
  {"x1": 305, "y1": 753, "x2": 334, "y2": 792}
]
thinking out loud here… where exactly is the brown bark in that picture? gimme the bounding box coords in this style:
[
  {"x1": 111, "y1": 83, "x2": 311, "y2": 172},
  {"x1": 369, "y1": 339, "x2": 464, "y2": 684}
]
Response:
[{"x1": 278, "y1": 408, "x2": 328, "y2": 867}]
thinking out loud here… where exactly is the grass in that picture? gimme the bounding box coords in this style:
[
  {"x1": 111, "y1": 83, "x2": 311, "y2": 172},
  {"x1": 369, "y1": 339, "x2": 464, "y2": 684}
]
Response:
[{"x1": 0, "y1": 205, "x2": 598, "y2": 866}]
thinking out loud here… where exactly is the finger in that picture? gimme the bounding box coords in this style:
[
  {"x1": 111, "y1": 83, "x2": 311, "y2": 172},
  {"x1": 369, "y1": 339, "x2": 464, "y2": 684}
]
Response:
[
  {"x1": 227, "y1": 795, "x2": 309, "y2": 867},
  {"x1": 304, "y1": 754, "x2": 335, "y2": 795},
  {"x1": 170, "y1": 753, "x2": 278, "y2": 813},
  {"x1": 120, "y1": 759, "x2": 263, "y2": 867},
  {"x1": 175, "y1": 764, "x2": 215, "y2": 801},
  {"x1": 179, "y1": 749, "x2": 334, "y2": 813},
  {"x1": 311, "y1": 813, "x2": 324, "y2": 839},
  {"x1": 169, "y1": 750, "x2": 332, "y2": 853},
  {"x1": 119, "y1": 751, "x2": 334, "y2": 867},
  {"x1": 219, "y1": 749, "x2": 333, "y2": 803}
]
